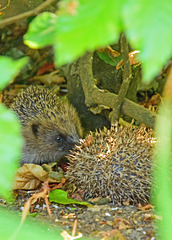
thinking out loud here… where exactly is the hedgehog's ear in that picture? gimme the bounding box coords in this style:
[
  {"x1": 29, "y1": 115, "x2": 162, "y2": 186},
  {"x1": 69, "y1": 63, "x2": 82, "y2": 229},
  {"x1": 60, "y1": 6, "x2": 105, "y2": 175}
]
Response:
[{"x1": 31, "y1": 123, "x2": 40, "y2": 137}]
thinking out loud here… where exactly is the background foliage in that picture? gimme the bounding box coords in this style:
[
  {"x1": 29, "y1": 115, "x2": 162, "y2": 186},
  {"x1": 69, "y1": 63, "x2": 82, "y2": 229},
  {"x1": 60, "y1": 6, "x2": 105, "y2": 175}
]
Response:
[{"x1": 24, "y1": 0, "x2": 172, "y2": 81}]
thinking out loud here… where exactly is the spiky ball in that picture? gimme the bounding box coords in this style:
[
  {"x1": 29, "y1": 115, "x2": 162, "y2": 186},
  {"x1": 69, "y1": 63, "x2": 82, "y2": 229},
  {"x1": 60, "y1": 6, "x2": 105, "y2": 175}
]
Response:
[{"x1": 66, "y1": 125, "x2": 155, "y2": 204}]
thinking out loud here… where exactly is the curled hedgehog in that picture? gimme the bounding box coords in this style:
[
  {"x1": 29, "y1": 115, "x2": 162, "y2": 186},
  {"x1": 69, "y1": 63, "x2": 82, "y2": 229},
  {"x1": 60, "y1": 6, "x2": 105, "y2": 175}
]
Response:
[{"x1": 66, "y1": 125, "x2": 155, "y2": 204}]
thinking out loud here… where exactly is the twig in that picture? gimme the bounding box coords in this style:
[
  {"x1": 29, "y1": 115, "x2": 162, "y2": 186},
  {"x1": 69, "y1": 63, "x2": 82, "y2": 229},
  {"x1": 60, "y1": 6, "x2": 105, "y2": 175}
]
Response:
[
  {"x1": 110, "y1": 33, "x2": 132, "y2": 122},
  {"x1": 0, "y1": 0, "x2": 58, "y2": 28},
  {"x1": 79, "y1": 52, "x2": 156, "y2": 128},
  {"x1": 61, "y1": 219, "x2": 83, "y2": 240},
  {"x1": 0, "y1": 0, "x2": 11, "y2": 11}
]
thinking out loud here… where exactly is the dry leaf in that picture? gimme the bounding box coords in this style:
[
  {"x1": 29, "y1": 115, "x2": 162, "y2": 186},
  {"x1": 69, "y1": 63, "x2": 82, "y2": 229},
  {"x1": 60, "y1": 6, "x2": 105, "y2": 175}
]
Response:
[
  {"x1": 97, "y1": 46, "x2": 120, "y2": 58},
  {"x1": 116, "y1": 50, "x2": 141, "y2": 69},
  {"x1": 147, "y1": 93, "x2": 161, "y2": 106},
  {"x1": 37, "y1": 62, "x2": 55, "y2": 75},
  {"x1": 13, "y1": 164, "x2": 57, "y2": 190},
  {"x1": 32, "y1": 70, "x2": 65, "y2": 85}
]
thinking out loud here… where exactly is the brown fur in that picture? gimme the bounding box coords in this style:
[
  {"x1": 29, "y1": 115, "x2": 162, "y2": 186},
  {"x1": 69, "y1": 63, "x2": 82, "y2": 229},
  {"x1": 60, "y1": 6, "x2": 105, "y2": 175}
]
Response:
[{"x1": 11, "y1": 86, "x2": 83, "y2": 165}]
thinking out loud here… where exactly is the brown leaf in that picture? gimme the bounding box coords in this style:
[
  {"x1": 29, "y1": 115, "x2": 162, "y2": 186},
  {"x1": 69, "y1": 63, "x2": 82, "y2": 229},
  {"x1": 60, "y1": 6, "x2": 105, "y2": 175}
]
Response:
[
  {"x1": 116, "y1": 50, "x2": 141, "y2": 69},
  {"x1": 32, "y1": 70, "x2": 66, "y2": 85},
  {"x1": 13, "y1": 164, "x2": 57, "y2": 190},
  {"x1": 97, "y1": 46, "x2": 120, "y2": 58},
  {"x1": 147, "y1": 93, "x2": 161, "y2": 106},
  {"x1": 37, "y1": 62, "x2": 55, "y2": 75}
]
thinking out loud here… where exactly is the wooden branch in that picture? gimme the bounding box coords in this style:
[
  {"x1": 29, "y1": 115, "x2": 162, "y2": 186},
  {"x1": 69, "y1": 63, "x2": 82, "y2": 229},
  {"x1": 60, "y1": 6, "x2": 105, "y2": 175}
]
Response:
[
  {"x1": 0, "y1": 0, "x2": 58, "y2": 28},
  {"x1": 110, "y1": 33, "x2": 132, "y2": 122},
  {"x1": 79, "y1": 51, "x2": 156, "y2": 129},
  {"x1": 0, "y1": 0, "x2": 11, "y2": 11}
]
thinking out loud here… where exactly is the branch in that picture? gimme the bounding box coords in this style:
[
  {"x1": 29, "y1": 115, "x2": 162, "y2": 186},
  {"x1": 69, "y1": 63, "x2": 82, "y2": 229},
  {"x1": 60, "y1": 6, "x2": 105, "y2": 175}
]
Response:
[
  {"x1": 110, "y1": 33, "x2": 132, "y2": 122},
  {"x1": 0, "y1": 0, "x2": 58, "y2": 28},
  {"x1": 79, "y1": 52, "x2": 156, "y2": 129},
  {"x1": 0, "y1": 0, "x2": 11, "y2": 11}
]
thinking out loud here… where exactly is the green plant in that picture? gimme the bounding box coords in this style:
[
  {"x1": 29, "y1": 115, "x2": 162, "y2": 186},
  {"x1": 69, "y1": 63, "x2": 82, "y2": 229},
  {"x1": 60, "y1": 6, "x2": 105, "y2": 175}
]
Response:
[
  {"x1": 24, "y1": 0, "x2": 172, "y2": 81},
  {"x1": 0, "y1": 56, "x2": 27, "y2": 200}
]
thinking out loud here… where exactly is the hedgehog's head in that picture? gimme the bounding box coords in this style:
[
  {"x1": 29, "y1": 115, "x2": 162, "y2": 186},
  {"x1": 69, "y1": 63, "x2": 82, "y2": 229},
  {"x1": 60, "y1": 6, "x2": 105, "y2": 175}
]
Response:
[{"x1": 21, "y1": 104, "x2": 83, "y2": 165}]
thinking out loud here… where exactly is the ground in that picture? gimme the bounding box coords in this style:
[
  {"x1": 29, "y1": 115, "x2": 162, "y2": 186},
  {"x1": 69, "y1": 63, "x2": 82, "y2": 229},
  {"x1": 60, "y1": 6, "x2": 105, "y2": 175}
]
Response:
[{"x1": 1, "y1": 192, "x2": 157, "y2": 239}]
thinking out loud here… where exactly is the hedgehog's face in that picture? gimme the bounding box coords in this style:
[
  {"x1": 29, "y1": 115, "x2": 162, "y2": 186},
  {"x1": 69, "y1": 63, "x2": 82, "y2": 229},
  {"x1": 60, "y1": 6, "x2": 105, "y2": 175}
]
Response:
[{"x1": 21, "y1": 118, "x2": 81, "y2": 165}]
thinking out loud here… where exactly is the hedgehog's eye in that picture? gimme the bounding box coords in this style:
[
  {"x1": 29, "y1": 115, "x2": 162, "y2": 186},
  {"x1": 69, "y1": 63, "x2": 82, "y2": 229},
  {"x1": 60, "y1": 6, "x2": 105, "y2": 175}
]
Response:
[
  {"x1": 56, "y1": 135, "x2": 62, "y2": 142},
  {"x1": 32, "y1": 123, "x2": 40, "y2": 136}
]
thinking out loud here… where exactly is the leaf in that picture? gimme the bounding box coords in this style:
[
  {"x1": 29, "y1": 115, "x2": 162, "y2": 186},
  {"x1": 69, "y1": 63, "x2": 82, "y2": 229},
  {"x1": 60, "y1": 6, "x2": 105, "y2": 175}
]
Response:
[
  {"x1": 0, "y1": 207, "x2": 63, "y2": 240},
  {"x1": 123, "y1": 0, "x2": 172, "y2": 81},
  {"x1": 0, "y1": 56, "x2": 28, "y2": 90},
  {"x1": 24, "y1": 12, "x2": 57, "y2": 49},
  {"x1": 36, "y1": 63, "x2": 55, "y2": 75},
  {"x1": 49, "y1": 189, "x2": 89, "y2": 205},
  {"x1": 0, "y1": 104, "x2": 23, "y2": 200},
  {"x1": 14, "y1": 164, "x2": 57, "y2": 190},
  {"x1": 55, "y1": 0, "x2": 123, "y2": 65},
  {"x1": 153, "y1": 99, "x2": 172, "y2": 239},
  {"x1": 97, "y1": 51, "x2": 122, "y2": 67},
  {"x1": 116, "y1": 50, "x2": 141, "y2": 69}
]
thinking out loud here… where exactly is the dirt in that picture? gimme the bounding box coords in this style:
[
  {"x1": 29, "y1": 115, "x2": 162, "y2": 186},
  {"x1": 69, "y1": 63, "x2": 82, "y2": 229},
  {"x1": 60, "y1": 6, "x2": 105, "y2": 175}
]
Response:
[{"x1": 1, "y1": 191, "x2": 158, "y2": 240}]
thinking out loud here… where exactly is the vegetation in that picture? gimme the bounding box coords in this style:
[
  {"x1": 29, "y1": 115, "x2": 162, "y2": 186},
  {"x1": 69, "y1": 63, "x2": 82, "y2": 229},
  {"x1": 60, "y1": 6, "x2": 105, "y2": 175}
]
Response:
[{"x1": 0, "y1": 0, "x2": 172, "y2": 239}]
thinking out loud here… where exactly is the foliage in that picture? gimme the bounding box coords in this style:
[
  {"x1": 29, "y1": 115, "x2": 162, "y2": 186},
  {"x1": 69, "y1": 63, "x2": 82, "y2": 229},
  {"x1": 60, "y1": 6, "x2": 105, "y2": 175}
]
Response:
[
  {"x1": 0, "y1": 56, "x2": 28, "y2": 200},
  {"x1": 0, "y1": 56, "x2": 28, "y2": 90},
  {"x1": 0, "y1": 207, "x2": 63, "y2": 240},
  {"x1": 97, "y1": 51, "x2": 122, "y2": 67},
  {"x1": 24, "y1": 0, "x2": 172, "y2": 81},
  {"x1": 0, "y1": 104, "x2": 23, "y2": 200},
  {"x1": 153, "y1": 101, "x2": 172, "y2": 240},
  {"x1": 49, "y1": 189, "x2": 90, "y2": 205}
]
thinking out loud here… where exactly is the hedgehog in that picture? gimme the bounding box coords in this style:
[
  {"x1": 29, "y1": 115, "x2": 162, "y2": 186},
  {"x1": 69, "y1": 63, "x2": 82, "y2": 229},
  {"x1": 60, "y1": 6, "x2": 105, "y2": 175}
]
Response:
[
  {"x1": 10, "y1": 85, "x2": 83, "y2": 166},
  {"x1": 66, "y1": 125, "x2": 155, "y2": 204}
]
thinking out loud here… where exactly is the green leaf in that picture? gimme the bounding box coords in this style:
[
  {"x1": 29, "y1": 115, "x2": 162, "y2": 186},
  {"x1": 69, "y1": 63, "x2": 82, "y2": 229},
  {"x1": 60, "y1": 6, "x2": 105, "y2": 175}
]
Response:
[
  {"x1": 24, "y1": 12, "x2": 57, "y2": 48},
  {"x1": 0, "y1": 56, "x2": 28, "y2": 90},
  {"x1": 49, "y1": 189, "x2": 89, "y2": 205},
  {"x1": 123, "y1": 0, "x2": 172, "y2": 82},
  {"x1": 153, "y1": 101, "x2": 172, "y2": 240},
  {"x1": 0, "y1": 104, "x2": 23, "y2": 200},
  {"x1": 0, "y1": 207, "x2": 63, "y2": 240},
  {"x1": 97, "y1": 51, "x2": 122, "y2": 67},
  {"x1": 54, "y1": 0, "x2": 124, "y2": 65}
]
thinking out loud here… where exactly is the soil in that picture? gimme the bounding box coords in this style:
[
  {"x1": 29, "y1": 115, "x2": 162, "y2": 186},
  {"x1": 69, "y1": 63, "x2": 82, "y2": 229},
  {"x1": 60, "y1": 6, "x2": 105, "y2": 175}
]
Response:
[{"x1": 1, "y1": 192, "x2": 158, "y2": 240}]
